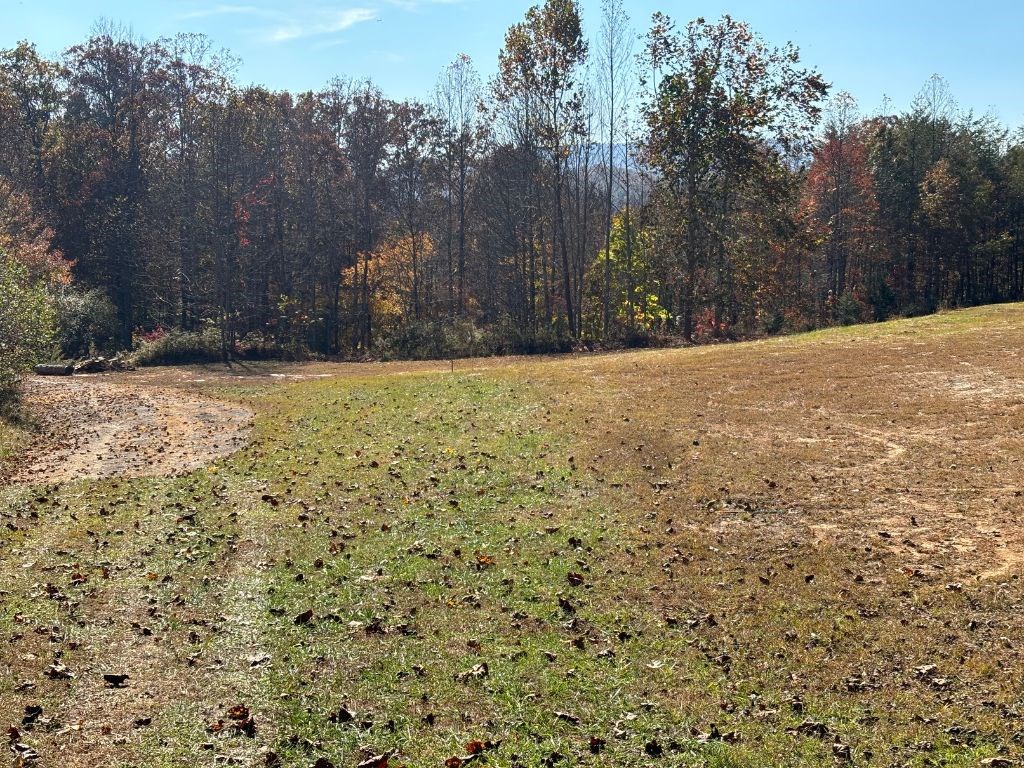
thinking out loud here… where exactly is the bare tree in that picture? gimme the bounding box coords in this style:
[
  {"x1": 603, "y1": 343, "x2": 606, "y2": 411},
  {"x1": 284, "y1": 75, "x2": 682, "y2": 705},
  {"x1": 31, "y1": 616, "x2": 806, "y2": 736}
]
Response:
[
  {"x1": 435, "y1": 54, "x2": 481, "y2": 315},
  {"x1": 596, "y1": 0, "x2": 633, "y2": 338}
]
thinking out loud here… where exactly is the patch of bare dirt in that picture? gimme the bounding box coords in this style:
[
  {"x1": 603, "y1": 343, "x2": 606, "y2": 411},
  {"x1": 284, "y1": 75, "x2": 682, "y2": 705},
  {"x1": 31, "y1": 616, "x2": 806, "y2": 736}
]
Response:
[
  {"x1": 4, "y1": 375, "x2": 252, "y2": 485},
  {"x1": 538, "y1": 305, "x2": 1024, "y2": 581}
]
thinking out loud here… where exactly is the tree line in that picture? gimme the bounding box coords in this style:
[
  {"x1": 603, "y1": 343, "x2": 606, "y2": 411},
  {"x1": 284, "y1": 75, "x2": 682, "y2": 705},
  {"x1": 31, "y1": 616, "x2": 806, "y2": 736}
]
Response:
[{"x1": 1, "y1": 0, "x2": 1022, "y2": 368}]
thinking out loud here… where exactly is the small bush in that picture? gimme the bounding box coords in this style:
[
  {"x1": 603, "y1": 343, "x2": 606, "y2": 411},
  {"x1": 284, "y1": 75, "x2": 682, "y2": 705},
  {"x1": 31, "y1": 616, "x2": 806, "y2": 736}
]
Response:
[
  {"x1": 375, "y1": 317, "x2": 576, "y2": 360},
  {"x1": 378, "y1": 318, "x2": 483, "y2": 360},
  {"x1": 236, "y1": 331, "x2": 315, "y2": 361},
  {"x1": 235, "y1": 331, "x2": 275, "y2": 360},
  {"x1": 477, "y1": 321, "x2": 573, "y2": 357},
  {"x1": 0, "y1": 253, "x2": 56, "y2": 397},
  {"x1": 55, "y1": 287, "x2": 119, "y2": 358},
  {"x1": 836, "y1": 290, "x2": 867, "y2": 326},
  {"x1": 762, "y1": 309, "x2": 785, "y2": 336},
  {"x1": 867, "y1": 276, "x2": 898, "y2": 321},
  {"x1": 132, "y1": 327, "x2": 223, "y2": 366}
]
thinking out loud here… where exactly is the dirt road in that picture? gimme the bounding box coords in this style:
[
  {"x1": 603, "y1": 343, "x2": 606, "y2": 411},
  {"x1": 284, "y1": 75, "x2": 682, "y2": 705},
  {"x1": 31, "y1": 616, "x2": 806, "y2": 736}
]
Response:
[{"x1": 4, "y1": 374, "x2": 252, "y2": 485}]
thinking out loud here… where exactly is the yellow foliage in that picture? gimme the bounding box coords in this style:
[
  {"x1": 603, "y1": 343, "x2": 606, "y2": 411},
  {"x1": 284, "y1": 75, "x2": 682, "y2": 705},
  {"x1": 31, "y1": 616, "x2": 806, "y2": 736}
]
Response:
[{"x1": 342, "y1": 233, "x2": 435, "y2": 328}]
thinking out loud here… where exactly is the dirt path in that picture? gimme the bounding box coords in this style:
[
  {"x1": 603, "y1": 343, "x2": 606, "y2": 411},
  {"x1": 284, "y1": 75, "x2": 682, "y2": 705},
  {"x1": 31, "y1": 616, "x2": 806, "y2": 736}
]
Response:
[
  {"x1": 0, "y1": 356, "x2": 503, "y2": 487},
  {"x1": 4, "y1": 375, "x2": 252, "y2": 485}
]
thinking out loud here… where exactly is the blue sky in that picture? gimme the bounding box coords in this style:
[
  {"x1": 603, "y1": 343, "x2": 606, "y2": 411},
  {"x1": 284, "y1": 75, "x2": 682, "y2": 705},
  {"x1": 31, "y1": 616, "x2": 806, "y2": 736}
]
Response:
[{"x1": 4, "y1": 0, "x2": 1023, "y2": 129}]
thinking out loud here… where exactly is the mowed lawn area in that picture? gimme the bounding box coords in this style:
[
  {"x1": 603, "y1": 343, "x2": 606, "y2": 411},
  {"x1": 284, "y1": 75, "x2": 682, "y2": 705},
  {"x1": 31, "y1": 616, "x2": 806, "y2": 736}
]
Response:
[{"x1": 2, "y1": 305, "x2": 1023, "y2": 768}]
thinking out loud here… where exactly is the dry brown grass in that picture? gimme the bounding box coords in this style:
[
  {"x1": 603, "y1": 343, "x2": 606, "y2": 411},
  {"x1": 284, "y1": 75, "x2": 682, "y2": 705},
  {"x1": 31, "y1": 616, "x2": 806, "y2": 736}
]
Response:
[
  {"x1": 505, "y1": 304, "x2": 1024, "y2": 764},
  {"x1": 532, "y1": 304, "x2": 1024, "y2": 580}
]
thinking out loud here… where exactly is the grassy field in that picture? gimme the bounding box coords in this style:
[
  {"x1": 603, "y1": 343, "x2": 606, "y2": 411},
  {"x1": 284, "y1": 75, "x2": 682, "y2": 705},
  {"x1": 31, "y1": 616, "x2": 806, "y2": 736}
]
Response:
[{"x1": 2, "y1": 305, "x2": 1024, "y2": 767}]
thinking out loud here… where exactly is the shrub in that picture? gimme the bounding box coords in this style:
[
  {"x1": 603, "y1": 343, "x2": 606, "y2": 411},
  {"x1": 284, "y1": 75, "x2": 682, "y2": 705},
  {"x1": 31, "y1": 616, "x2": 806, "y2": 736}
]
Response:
[
  {"x1": 131, "y1": 326, "x2": 223, "y2": 366},
  {"x1": 235, "y1": 331, "x2": 274, "y2": 360},
  {"x1": 55, "y1": 287, "x2": 119, "y2": 358},
  {"x1": 375, "y1": 317, "x2": 576, "y2": 360},
  {"x1": 236, "y1": 331, "x2": 315, "y2": 361},
  {"x1": 836, "y1": 290, "x2": 867, "y2": 326},
  {"x1": 761, "y1": 309, "x2": 786, "y2": 336},
  {"x1": 478, "y1": 320, "x2": 573, "y2": 356},
  {"x1": 0, "y1": 253, "x2": 56, "y2": 397},
  {"x1": 378, "y1": 318, "x2": 483, "y2": 360},
  {"x1": 866, "y1": 276, "x2": 898, "y2": 321}
]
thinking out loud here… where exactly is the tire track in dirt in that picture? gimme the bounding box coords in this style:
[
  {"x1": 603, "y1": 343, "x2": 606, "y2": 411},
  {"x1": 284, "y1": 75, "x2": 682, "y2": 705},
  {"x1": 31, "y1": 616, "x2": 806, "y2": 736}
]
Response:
[{"x1": 4, "y1": 375, "x2": 252, "y2": 486}]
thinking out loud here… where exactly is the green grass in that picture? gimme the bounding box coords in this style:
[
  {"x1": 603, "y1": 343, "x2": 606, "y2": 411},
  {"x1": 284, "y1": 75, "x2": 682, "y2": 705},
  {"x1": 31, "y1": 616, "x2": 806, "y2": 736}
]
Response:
[
  {"x1": 775, "y1": 301, "x2": 1022, "y2": 343},
  {"x1": 166, "y1": 373, "x2": 748, "y2": 767}
]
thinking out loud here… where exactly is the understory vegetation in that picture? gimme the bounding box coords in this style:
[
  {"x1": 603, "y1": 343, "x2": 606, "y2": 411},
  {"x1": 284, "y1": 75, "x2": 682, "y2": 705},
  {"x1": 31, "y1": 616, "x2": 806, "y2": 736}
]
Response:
[{"x1": 0, "y1": 184, "x2": 68, "y2": 400}]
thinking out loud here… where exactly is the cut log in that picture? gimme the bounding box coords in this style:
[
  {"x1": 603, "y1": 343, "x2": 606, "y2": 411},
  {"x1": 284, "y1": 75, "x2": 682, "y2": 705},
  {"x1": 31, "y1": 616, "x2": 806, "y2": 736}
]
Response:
[
  {"x1": 34, "y1": 363, "x2": 74, "y2": 376},
  {"x1": 74, "y1": 357, "x2": 111, "y2": 374}
]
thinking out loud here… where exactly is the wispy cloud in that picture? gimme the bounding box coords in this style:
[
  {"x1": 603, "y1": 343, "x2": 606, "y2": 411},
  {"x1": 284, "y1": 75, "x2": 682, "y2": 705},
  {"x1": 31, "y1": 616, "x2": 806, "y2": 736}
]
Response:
[
  {"x1": 179, "y1": 5, "x2": 275, "y2": 21},
  {"x1": 384, "y1": 0, "x2": 465, "y2": 10},
  {"x1": 179, "y1": 4, "x2": 378, "y2": 44},
  {"x1": 266, "y1": 8, "x2": 377, "y2": 42}
]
